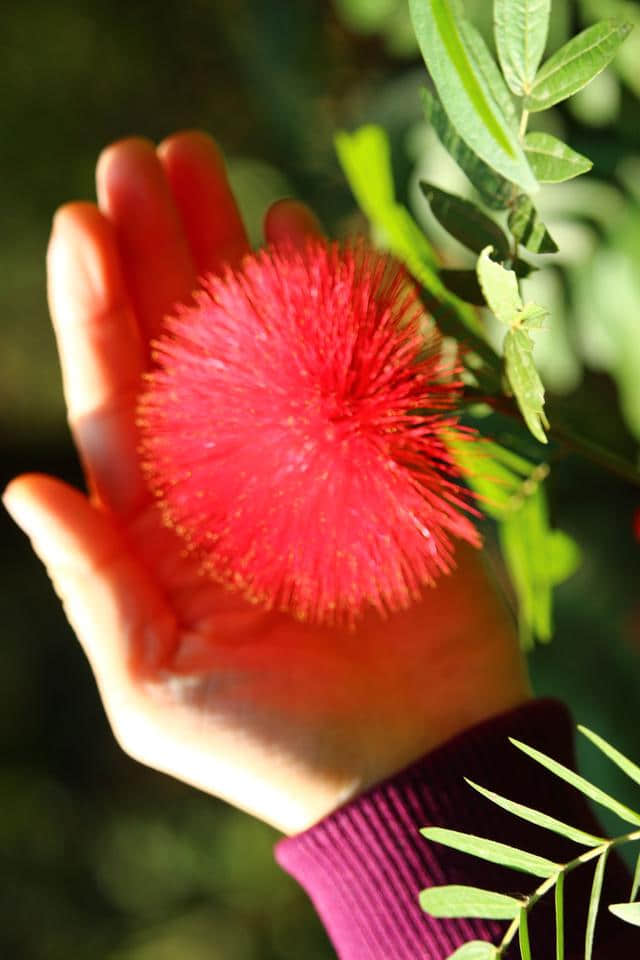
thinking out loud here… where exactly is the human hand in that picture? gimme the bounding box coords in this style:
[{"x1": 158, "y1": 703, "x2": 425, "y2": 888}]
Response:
[{"x1": 3, "y1": 132, "x2": 531, "y2": 834}]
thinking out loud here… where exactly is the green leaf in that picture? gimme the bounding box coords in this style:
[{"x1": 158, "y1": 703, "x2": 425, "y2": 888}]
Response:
[
  {"x1": 547, "y1": 531, "x2": 582, "y2": 582},
  {"x1": 519, "y1": 906, "x2": 532, "y2": 960},
  {"x1": 500, "y1": 487, "x2": 553, "y2": 645},
  {"x1": 447, "y1": 942, "x2": 499, "y2": 959},
  {"x1": 447, "y1": 436, "x2": 530, "y2": 518},
  {"x1": 335, "y1": 126, "x2": 488, "y2": 341},
  {"x1": 578, "y1": 726, "x2": 640, "y2": 789},
  {"x1": 556, "y1": 871, "x2": 565, "y2": 960},
  {"x1": 420, "y1": 183, "x2": 510, "y2": 258},
  {"x1": 440, "y1": 269, "x2": 486, "y2": 305},
  {"x1": 459, "y1": 19, "x2": 520, "y2": 130},
  {"x1": 476, "y1": 246, "x2": 522, "y2": 326},
  {"x1": 408, "y1": 0, "x2": 538, "y2": 192},
  {"x1": 494, "y1": 0, "x2": 552, "y2": 96},
  {"x1": 524, "y1": 132, "x2": 593, "y2": 183},
  {"x1": 421, "y1": 827, "x2": 559, "y2": 878},
  {"x1": 420, "y1": 87, "x2": 514, "y2": 210},
  {"x1": 510, "y1": 739, "x2": 640, "y2": 827},
  {"x1": 509, "y1": 195, "x2": 559, "y2": 254},
  {"x1": 465, "y1": 780, "x2": 605, "y2": 847},
  {"x1": 585, "y1": 850, "x2": 609, "y2": 960},
  {"x1": 609, "y1": 901, "x2": 640, "y2": 926},
  {"x1": 525, "y1": 19, "x2": 634, "y2": 113},
  {"x1": 419, "y1": 885, "x2": 522, "y2": 919},
  {"x1": 631, "y1": 850, "x2": 640, "y2": 902},
  {"x1": 504, "y1": 327, "x2": 549, "y2": 444},
  {"x1": 518, "y1": 302, "x2": 550, "y2": 329}
]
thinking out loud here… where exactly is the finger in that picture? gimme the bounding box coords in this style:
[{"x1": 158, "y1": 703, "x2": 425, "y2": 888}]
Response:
[
  {"x1": 96, "y1": 137, "x2": 196, "y2": 343},
  {"x1": 263, "y1": 199, "x2": 323, "y2": 249},
  {"x1": 3, "y1": 475, "x2": 176, "y2": 692},
  {"x1": 47, "y1": 203, "x2": 148, "y2": 515},
  {"x1": 157, "y1": 131, "x2": 250, "y2": 277}
]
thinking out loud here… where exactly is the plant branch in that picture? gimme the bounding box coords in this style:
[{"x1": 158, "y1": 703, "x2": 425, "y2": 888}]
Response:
[
  {"x1": 461, "y1": 388, "x2": 640, "y2": 488},
  {"x1": 497, "y1": 830, "x2": 640, "y2": 956}
]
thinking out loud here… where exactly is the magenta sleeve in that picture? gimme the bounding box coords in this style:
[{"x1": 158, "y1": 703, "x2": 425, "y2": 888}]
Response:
[{"x1": 275, "y1": 700, "x2": 638, "y2": 959}]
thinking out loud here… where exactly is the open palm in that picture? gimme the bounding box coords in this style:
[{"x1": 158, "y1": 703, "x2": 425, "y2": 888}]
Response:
[{"x1": 4, "y1": 132, "x2": 529, "y2": 834}]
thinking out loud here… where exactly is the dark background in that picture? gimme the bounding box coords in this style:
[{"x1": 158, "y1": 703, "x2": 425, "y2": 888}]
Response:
[{"x1": 2, "y1": 1, "x2": 640, "y2": 956}]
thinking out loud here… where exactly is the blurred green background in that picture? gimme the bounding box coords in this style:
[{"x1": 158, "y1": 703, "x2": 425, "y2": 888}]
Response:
[{"x1": 2, "y1": 1, "x2": 640, "y2": 956}]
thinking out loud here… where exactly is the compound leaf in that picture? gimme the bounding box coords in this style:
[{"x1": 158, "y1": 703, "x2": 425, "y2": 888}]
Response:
[
  {"x1": 465, "y1": 780, "x2": 604, "y2": 847},
  {"x1": 420, "y1": 183, "x2": 510, "y2": 258},
  {"x1": 421, "y1": 827, "x2": 559, "y2": 878},
  {"x1": 578, "y1": 726, "x2": 640, "y2": 789},
  {"x1": 509, "y1": 194, "x2": 559, "y2": 254},
  {"x1": 476, "y1": 246, "x2": 522, "y2": 326},
  {"x1": 494, "y1": 0, "x2": 552, "y2": 96},
  {"x1": 419, "y1": 885, "x2": 522, "y2": 920},
  {"x1": 525, "y1": 19, "x2": 633, "y2": 112},
  {"x1": 460, "y1": 18, "x2": 520, "y2": 130},
  {"x1": 609, "y1": 901, "x2": 640, "y2": 926},
  {"x1": 408, "y1": 0, "x2": 537, "y2": 191},
  {"x1": 448, "y1": 941, "x2": 499, "y2": 959},
  {"x1": 510, "y1": 740, "x2": 640, "y2": 827},
  {"x1": 585, "y1": 850, "x2": 609, "y2": 960},
  {"x1": 519, "y1": 906, "x2": 533, "y2": 960},
  {"x1": 504, "y1": 327, "x2": 549, "y2": 444},
  {"x1": 556, "y1": 871, "x2": 565, "y2": 960},
  {"x1": 421, "y1": 87, "x2": 514, "y2": 209},
  {"x1": 524, "y1": 132, "x2": 593, "y2": 183}
]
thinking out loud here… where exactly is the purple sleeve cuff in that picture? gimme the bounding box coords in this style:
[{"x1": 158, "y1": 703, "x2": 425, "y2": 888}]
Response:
[{"x1": 275, "y1": 700, "x2": 635, "y2": 959}]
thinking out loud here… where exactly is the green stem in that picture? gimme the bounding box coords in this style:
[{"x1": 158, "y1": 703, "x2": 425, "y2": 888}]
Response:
[
  {"x1": 497, "y1": 831, "x2": 640, "y2": 956},
  {"x1": 461, "y1": 388, "x2": 640, "y2": 488}
]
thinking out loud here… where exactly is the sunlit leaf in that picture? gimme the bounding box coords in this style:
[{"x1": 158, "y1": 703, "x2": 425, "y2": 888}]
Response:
[
  {"x1": 547, "y1": 531, "x2": 582, "y2": 582},
  {"x1": 420, "y1": 87, "x2": 514, "y2": 209},
  {"x1": 504, "y1": 327, "x2": 549, "y2": 444},
  {"x1": 465, "y1": 780, "x2": 604, "y2": 847},
  {"x1": 509, "y1": 195, "x2": 559, "y2": 254},
  {"x1": 447, "y1": 941, "x2": 499, "y2": 959},
  {"x1": 476, "y1": 246, "x2": 522, "y2": 326},
  {"x1": 609, "y1": 901, "x2": 640, "y2": 926},
  {"x1": 408, "y1": 0, "x2": 537, "y2": 191},
  {"x1": 578, "y1": 726, "x2": 640, "y2": 789},
  {"x1": 494, "y1": 0, "x2": 552, "y2": 95},
  {"x1": 335, "y1": 126, "x2": 487, "y2": 341},
  {"x1": 556, "y1": 871, "x2": 565, "y2": 960},
  {"x1": 420, "y1": 183, "x2": 510, "y2": 258},
  {"x1": 447, "y1": 436, "x2": 528, "y2": 518},
  {"x1": 500, "y1": 487, "x2": 553, "y2": 645},
  {"x1": 518, "y1": 302, "x2": 549, "y2": 329},
  {"x1": 459, "y1": 18, "x2": 520, "y2": 130},
  {"x1": 525, "y1": 19, "x2": 633, "y2": 112},
  {"x1": 524, "y1": 132, "x2": 593, "y2": 183},
  {"x1": 510, "y1": 739, "x2": 640, "y2": 827},
  {"x1": 419, "y1": 885, "x2": 522, "y2": 919},
  {"x1": 519, "y1": 906, "x2": 532, "y2": 960},
  {"x1": 585, "y1": 850, "x2": 609, "y2": 960},
  {"x1": 421, "y1": 827, "x2": 559, "y2": 877}
]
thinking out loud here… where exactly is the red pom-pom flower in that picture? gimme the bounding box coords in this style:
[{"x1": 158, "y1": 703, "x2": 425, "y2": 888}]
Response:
[{"x1": 138, "y1": 239, "x2": 479, "y2": 623}]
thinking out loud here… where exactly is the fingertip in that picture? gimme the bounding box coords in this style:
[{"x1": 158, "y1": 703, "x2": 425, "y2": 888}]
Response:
[
  {"x1": 157, "y1": 129, "x2": 225, "y2": 167},
  {"x1": 96, "y1": 137, "x2": 157, "y2": 210},
  {"x1": 263, "y1": 199, "x2": 323, "y2": 250},
  {"x1": 3, "y1": 474, "x2": 68, "y2": 540},
  {"x1": 158, "y1": 129, "x2": 249, "y2": 275}
]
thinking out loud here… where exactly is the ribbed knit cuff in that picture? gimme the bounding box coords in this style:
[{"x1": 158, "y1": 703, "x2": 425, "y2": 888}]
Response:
[{"x1": 275, "y1": 700, "x2": 633, "y2": 960}]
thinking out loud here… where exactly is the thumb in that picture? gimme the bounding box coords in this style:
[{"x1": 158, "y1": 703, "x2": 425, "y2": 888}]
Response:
[{"x1": 3, "y1": 474, "x2": 176, "y2": 696}]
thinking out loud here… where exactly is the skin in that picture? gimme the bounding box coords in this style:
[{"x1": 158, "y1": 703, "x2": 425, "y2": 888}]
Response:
[{"x1": 3, "y1": 131, "x2": 531, "y2": 835}]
